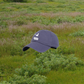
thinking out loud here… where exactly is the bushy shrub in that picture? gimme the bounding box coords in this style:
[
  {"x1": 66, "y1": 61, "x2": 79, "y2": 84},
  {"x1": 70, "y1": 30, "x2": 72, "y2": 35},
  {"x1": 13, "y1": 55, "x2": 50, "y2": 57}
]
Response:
[
  {"x1": 36, "y1": 0, "x2": 45, "y2": 3},
  {"x1": 0, "y1": 21, "x2": 8, "y2": 28},
  {"x1": 34, "y1": 51, "x2": 84, "y2": 70},
  {"x1": 57, "y1": 46, "x2": 75, "y2": 54},
  {"x1": 48, "y1": 0, "x2": 55, "y2": 2},
  {"x1": 15, "y1": 64, "x2": 51, "y2": 76},
  {"x1": 73, "y1": 16, "x2": 84, "y2": 22},
  {"x1": 3, "y1": 0, "x2": 27, "y2": 2},
  {"x1": 0, "y1": 74, "x2": 46, "y2": 84},
  {"x1": 0, "y1": 81, "x2": 11, "y2": 84},
  {"x1": 69, "y1": 31, "x2": 84, "y2": 37},
  {"x1": 0, "y1": 50, "x2": 84, "y2": 83}
]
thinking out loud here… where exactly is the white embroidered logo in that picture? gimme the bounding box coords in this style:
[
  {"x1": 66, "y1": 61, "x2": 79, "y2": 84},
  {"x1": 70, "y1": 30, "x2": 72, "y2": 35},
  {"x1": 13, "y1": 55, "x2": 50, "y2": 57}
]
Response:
[
  {"x1": 35, "y1": 33, "x2": 39, "y2": 36},
  {"x1": 34, "y1": 37, "x2": 39, "y2": 40},
  {"x1": 34, "y1": 33, "x2": 39, "y2": 40}
]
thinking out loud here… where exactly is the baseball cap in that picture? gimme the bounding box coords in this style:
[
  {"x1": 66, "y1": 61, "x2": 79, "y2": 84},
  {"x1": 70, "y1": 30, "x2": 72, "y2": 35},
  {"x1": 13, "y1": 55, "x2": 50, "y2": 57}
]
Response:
[{"x1": 23, "y1": 30, "x2": 59, "y2": 52}]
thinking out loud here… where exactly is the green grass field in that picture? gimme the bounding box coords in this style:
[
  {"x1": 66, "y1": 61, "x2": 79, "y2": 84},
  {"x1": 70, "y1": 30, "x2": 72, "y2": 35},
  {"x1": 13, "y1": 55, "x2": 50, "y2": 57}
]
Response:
[{"x1": 0, "y1": 0, "x2": 84, "y2": 84}]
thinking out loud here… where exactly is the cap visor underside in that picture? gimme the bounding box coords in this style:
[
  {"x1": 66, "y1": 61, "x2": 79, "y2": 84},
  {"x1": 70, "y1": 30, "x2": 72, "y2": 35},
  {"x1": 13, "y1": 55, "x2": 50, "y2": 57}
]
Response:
[{"x1": 23, "y1": 42, "x2": 50, "y2": 52}]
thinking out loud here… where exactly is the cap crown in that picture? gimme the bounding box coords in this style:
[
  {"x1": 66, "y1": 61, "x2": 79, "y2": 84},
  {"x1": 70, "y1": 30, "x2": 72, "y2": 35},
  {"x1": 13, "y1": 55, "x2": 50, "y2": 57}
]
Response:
[{"x1": 31, "y1": 30, "x2": 59, "y2": 48}]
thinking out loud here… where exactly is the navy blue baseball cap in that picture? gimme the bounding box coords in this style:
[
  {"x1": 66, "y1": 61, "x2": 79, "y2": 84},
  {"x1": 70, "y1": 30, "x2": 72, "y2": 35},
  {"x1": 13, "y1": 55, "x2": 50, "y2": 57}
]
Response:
[{"x1": 23, "y1": 30, "x2": 59, "y2": 52}]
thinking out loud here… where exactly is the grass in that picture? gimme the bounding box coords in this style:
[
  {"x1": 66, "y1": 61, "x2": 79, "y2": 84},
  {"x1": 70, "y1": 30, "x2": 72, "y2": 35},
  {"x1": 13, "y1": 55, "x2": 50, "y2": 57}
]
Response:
[
  {"x1": 46, "y1": 67, "x2": 84, "y2": 84},
  {"x1": 0, "y1": 52, "x2": 36, "y2": 81},
  {"x1": 0, "y1": 0, "x2": 84, "y2": 83}
]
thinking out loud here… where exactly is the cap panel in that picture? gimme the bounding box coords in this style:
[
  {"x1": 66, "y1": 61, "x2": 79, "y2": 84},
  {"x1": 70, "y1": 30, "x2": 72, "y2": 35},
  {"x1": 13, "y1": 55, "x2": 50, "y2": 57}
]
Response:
[
  {"x1": 50, "y1": 32, "x2": 59, "y2": 48},
  {"x1": 31, "y1": 30, "x2": 52, "y2": 47},
  {"x1": 39, "y1": 30, "x2": 52, "y2": 46}
]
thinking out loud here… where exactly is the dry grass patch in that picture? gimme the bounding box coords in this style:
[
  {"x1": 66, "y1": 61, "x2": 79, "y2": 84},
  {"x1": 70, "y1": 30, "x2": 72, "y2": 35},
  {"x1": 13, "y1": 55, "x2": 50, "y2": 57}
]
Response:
[
  {"x1": 24, "y1": 12, "x2": 84, "y2": 18},
  {"x1": 40, "y1": 12, "x2": 84, "y2": 17},
  {"x1": 7, "y1": 22, "x2": 84, "y2": 37}
]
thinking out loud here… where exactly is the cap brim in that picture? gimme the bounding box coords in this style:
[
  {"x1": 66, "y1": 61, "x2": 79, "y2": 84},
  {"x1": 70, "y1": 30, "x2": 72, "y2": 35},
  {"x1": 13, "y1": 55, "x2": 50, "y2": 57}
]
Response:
[{"x1": 23, "y1": 42, "x2": 50, "y2": 52}]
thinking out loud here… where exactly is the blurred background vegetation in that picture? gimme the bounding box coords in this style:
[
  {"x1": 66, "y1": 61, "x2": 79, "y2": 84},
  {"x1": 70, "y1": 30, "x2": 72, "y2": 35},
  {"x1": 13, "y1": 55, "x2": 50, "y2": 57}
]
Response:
[{"x1": 0, "y1": 0, "x2": 84, "y2": 84}]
